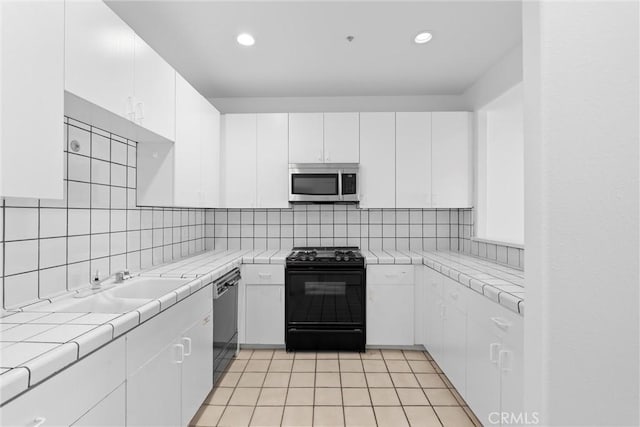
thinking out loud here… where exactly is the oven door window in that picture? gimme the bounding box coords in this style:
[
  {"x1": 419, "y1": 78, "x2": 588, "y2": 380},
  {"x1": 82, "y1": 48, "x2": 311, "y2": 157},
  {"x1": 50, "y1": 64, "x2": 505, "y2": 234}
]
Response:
[
  {"x1": 291, "y1": 173, "x2": 339, "y2": 195},
  {"x1": 287, "y1": 271, "x2": 364, "y2": 325}
]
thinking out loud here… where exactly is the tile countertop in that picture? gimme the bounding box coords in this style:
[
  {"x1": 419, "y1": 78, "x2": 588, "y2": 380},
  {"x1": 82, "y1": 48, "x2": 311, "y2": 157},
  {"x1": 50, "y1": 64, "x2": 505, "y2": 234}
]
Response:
[
  {"x1": 364, "y1": 249, "x2": 524, "y2": 315},
  {"x1": 0, "y1": 248, "x2": 523, "y2": 405}
]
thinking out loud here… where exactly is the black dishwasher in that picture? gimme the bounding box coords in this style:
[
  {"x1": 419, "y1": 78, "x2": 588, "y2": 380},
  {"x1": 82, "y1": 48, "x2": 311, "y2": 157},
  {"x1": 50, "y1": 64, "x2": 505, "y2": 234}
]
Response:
[{"x1": 212, "y1": 268, "x2": 240, "y2": 385}]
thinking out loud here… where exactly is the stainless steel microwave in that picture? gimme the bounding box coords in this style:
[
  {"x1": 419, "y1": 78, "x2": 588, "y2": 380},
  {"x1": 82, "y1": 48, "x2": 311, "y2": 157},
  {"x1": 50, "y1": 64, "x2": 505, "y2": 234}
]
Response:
[{"x1": 289, "y1": 163, "x2": 359, "y2": 203}]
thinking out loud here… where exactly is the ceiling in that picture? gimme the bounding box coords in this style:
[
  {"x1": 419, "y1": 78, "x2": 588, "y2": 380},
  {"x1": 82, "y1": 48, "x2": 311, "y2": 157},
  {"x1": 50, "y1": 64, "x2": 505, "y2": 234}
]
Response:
[{"x1": 106, "y1": 1, "x2": 522, "y2": 99}]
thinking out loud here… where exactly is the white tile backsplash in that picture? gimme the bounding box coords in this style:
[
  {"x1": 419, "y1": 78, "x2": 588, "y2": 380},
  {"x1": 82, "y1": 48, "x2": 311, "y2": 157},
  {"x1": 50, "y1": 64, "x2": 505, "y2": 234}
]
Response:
[
  {"x1": 1, "y1": 118, "x2": 206, "y2": 309},
  {"x1": 207, "y1": 206, "x2": 468, "y2": 251}
]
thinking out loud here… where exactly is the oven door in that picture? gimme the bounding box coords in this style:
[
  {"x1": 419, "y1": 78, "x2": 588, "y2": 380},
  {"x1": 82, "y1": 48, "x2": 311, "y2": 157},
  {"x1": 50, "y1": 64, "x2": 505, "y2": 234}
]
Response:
[{"x1": 286, "y1": 269, "x2": 365, "y2": 328}]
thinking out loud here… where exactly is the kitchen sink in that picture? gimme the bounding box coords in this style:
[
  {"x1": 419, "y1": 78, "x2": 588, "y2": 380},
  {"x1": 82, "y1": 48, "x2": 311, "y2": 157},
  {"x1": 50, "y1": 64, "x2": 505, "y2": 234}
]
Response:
[
  {"x1": 31, "y1": 277, "x2": 191, "y2": 314},
  {"x1": 38, "y1": 293, "x2": 150, "y2": 314},
  {"x1": 108, "y1": 277, "x2": 190, "y2": 300}
]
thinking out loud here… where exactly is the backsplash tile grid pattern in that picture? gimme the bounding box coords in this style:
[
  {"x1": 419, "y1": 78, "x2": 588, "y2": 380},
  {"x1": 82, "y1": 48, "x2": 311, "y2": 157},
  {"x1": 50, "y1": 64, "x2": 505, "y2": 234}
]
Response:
[
  {"x1": 0, "y1": 118, "x2": 205, "y2": 309},
  {"x1": 206, "y1": 206, "x2": 468, "y2": 252}
]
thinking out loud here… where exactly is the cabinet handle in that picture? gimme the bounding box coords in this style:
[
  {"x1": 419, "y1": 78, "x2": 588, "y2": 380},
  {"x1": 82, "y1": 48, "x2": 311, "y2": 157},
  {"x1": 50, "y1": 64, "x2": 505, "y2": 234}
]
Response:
[
  {"x1": 258, "y1": 272, "x2": 272, "y2": 279},
  {"x1": 182, "y1": 337, "x2": 192, "y2": 356},
  {"x1": 491, "y1": 317, "x2": 511, "y2": 331},
  {"x1": 32, "y1": 418, "x2": 46, "y2": 427},
  {"x1": 449, "y1": 291, "x2": 459, "y2": 300},
  {"x1": 489, "y1": 343, "x2": 501, "y2": 365},
  {"x1": 318, "y1": 151, "x2": 323, "y2": 161},
  {"x1": 174, "y1": 343, "x2": 185, "y2": 364},
  {"x1": 325, "y1": 150, "x2": 330, "y2": 162},
  {"x1": 499, "y1": 349, "x2": 511, "y2": 372},
  {"x1": 280, "y1": 288, "x2": 283, "y2": 303},
  {"x1": 440, "y1": 304, "x2": 446, "y2": 319}
]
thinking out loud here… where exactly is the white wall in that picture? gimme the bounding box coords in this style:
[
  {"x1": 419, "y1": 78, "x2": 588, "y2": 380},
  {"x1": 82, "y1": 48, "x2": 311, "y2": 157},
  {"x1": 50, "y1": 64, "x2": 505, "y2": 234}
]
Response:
[
  {"x1": 523, "y1": 1, "x2": 639, "y2": 425},
  {"x1": 463, "y1": 44, "x2": 523, "y2": 111},
  {"x1": 209, "y1": 94, "x2": 469, "y2": 114},
  {"x1": 463, "y1": 43, "x2": 524, "y2": 245},
  {"x1": 478, "y1": 84, "x2": 524, "y2": 244}
]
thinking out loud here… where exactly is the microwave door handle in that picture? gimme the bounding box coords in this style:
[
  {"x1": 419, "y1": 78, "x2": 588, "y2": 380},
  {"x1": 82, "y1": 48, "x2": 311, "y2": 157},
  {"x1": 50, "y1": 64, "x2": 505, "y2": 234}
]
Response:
[{"x1": 338, "y1": 172, "x2": 343, "y2": 201}]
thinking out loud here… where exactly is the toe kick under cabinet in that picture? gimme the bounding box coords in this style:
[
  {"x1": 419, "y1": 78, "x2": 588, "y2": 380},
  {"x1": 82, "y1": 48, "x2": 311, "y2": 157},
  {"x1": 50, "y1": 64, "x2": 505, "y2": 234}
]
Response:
[{"x1": 1, "y1": 285, "x2": 213, "y2": 427}]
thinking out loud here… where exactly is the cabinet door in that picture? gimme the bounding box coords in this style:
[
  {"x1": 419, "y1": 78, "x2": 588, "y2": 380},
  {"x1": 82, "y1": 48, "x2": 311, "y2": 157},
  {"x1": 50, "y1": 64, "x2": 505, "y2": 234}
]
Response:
[
  {"x1": 431, "y1": 112, "x2": 472, "y2": 207},
  {"x1": 65, "y1": 0, "x2": 134, "y2": 119},
  {"x1": 222, "y1": 114, "x2": 257, "y2": 208},
  {"x1": 498, "y1": 313, "x2": 524, "y2": 425},
  {"x1": 1, "y1": 0, "x2": 64, "y2": 199},
  {"x1": 440, "y1": 279, "x2": 467, "y2": 395},
  {"x1": 367, "y1": 283, "x2": 414, "y2": 346},
  {"x1": 181, "y1": 313, "x2": 214, "y2": 426},
  {"x1": 245, "y1": 284, "x2": 284, "y2": 345},
  {"x1": 71, "y1": 384, "x2": 125, "y2": 427},
  {"x1": 127, "y1": 340, "x2": 182, "y2": 427},
  {"x1": 359, "y1": 113, "x2": 395, "y2": 208},
  {"x1": 323, "y1": 113, "x2": 359, "y2": 163},
  {"x1": 465, "y1": 296, "x2": 501, "y2": 426},
  {"x1": 201, "y1": 101, "x2": 221, "y2": 207},
  {"x1": 396, "y1": 112, "x2": 432, "y2": 208},
  {"x1": 424, "y1": 268, "x2": 443, "y2": 360},
  {"x1": 133, "y1": 35, "x2": 176, "y2": 141},
  {"x1": 174, "y1": 73, "x2": 202, "y2": 207},
  {"x1": 257, "y1": 113, "x2": 289, "y2": 208},
  {"x1": 289, "y1": 113, "x2": 324, "y2": 163}
]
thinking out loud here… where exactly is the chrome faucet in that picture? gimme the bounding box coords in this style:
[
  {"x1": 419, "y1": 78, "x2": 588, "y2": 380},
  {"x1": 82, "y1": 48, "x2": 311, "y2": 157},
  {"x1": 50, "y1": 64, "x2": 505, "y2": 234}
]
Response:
[
  {"x1": 114, "y1": 269, "x2": 132, "y2": 283},
  {"x1": 91, "y1": 269, "x2": 131, "y2": 289}
]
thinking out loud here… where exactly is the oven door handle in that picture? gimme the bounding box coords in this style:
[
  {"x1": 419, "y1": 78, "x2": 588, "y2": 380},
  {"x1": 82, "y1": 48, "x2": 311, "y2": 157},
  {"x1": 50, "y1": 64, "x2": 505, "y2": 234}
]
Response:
[{"x1": 288, "y1": 328, "x2": 363, "y2": 333}]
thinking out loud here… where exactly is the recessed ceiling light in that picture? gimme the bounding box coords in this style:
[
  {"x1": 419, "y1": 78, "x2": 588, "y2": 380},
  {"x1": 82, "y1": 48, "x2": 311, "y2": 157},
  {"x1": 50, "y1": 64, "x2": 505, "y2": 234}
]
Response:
[
  {"x1": 237, "y1": 33, "x2": 255, "y2": 46},
  {"x1": 414, "y1": 32, "x2": 433, "y2": 44}
]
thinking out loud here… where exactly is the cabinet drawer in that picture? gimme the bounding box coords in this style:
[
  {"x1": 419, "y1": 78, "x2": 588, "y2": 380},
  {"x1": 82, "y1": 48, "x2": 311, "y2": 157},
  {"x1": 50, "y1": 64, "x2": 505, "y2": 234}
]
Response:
[
  {"x1": 1, "y1": 338, "x2": 125, "y2": 427},
  {"x1": 367, "y1": 265, "x2": 414, "y2": 285},
  {"x1": 242, "y1": 265, "x2": 285, "y2": 284}
]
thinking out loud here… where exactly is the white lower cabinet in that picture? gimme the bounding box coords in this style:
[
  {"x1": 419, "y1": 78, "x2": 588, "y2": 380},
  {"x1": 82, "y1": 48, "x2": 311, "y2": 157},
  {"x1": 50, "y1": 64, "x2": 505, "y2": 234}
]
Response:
[
  {"x1": 1, "y1": 338, "x2": 125, "y2": 427},
  {"x1": 72, "y1": 383, "x2": 126, "y2": 427},
  {"x1": 126, "y1": 286, "x2": 213, "y2": 427},
  {"x1": 422, "y1": 266, "x2": 524, "y2": 427},
  {"x1": 242, "y1": 265, "x2": 285, "y2": 345},
  {"x1": 180, "y1": 315, "x2": 214, "y2": 427},
  {"x1": 466, "y1": 293, "x2": 524, "y2": 427},
  {"x1": 126, "y1": 338, "x2": 183, "y2": 427},
  {"x1": 366, "y1": 265, "x2": 415, "y2": 346},
  {"x1": 439, "y1": 279, "x2": 468, "y2": 395}
]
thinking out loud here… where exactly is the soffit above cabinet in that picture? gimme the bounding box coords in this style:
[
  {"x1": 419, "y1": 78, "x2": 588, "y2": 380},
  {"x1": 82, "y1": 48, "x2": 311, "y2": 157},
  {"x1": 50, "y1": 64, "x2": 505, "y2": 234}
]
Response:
[{"x1": 105, "y1": 1, "x2": 521, "y2": 98}]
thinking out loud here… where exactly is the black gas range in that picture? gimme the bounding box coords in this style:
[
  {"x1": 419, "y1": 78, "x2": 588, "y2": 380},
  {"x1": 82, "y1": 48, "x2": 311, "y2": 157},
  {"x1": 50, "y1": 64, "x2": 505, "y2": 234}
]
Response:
[
  {"x1": 286, "y1": 247, "x2": 365, "y2": 267},
  {"x1": 285, "y1": 247, "x2": 366, "y2": 352}
]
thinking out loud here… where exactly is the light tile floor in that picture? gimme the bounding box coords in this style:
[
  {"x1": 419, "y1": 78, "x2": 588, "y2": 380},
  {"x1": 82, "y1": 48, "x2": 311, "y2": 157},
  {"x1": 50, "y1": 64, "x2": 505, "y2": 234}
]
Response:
[{"x1": 191, "y1": 349, "x2": 482, "y2": 427}]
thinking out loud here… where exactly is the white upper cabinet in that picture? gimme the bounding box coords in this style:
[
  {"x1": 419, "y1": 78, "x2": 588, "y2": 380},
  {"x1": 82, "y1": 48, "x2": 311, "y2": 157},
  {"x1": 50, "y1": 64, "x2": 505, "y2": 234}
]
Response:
[
  {"x1": 222, "y1": 114, "x2": 257, "y2": 208},
  {"x1": 396, "y1": 112, "x2": 432, "y2": 208},
  {"x1": 359, "y1": 113, "x2": 395, "y2": 208},
  {"x1": 323, "y1": 113, "x2": 359, "y2": 163},
  {"x1": 200, "y1": 100, "x2": 221, "y2": 208},
  {"x1": 288, "y1": 113, "x2": 324, "y2": 163},
  {"x1": 289, "y1": 113, "x2": 359, "y2": 164},
  {"x1": 65, "y1": 0, "x2": 135, "y2": 120},
  {"x1": 133, "y1": 35, "x2": 176, "y2": 141},
  {"x1": 257, "y1": 114, "x2": 289, "y2": 208},
  {"x1": 174, "y1": 73, "x2": 203, "y2": 207},
  {"x1": 66, "y1": 0, "x2": 176, "y2": 141},
  {"x1": 1, "y1": 0, "x2": 65, "y2": 199},
  {"x1": 431, "y1": 112, "x2": 472, "y2": 207}
]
